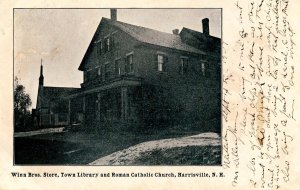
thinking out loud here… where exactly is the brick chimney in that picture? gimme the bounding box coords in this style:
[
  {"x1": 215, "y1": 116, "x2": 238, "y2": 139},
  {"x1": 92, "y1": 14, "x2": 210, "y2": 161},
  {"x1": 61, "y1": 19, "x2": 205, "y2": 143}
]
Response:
[
  {"x1": 202, "y1": 18, "x2": 209, "y2": 36},
  {"x1": 111, "y1": 9, "x2": 117, "y2": 21},
  {"x1": 172, "y1": 29, "x2": 179, "y2": 35}
]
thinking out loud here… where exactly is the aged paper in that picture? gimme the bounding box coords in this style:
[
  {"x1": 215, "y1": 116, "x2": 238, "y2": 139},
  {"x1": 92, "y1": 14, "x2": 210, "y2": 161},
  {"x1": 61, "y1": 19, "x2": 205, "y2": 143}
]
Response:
[{"x1": 1, "y1": 0, "x2": 300, "y2": 189}]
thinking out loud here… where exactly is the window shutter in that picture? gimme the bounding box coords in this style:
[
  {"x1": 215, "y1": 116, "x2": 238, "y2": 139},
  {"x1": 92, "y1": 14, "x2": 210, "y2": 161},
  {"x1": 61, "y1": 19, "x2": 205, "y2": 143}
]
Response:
[
  {"x1": 107, "y1": 38, "x2": 110, "y2": 52},
  {"x1": 163, "y1": 56, "x2": 168, "y2": 71},
  {"x1": 178, "y1": 60, "x2": 182, "y2": 74},
  {"x1": 124, "y1": 57, "x2": 128, "y2": 74},
  {"x1": 104, "y1": 38, "x2": 108, "y2": 52},
  {"x1": 154, "y1": 54, "x2": 158, "y2": 70},
  {"x1": 111, "y1": 36, "x2": 114, "y2": 50},
  {"x1": 96, "y1": 45, "x2": 99, "y2": 58},
  {"x1": 184, "y1": 59, "x2": 188, "y2": 73},
  {"x1": 99, "y1": 41, "x2": 102, "y2": 55},
  {"x1": 131, "y1": 54, "x2": 134, "y2": 72},
  {"x1": 206, "y1": 63, "x2": 211, "y2": 77},
  {"x1": 100, "y1": 65, "x2": 103, "y2": 81},
  {"x1": 104, "y1": 39, "x2": 106, "y2": 53},
  {"x1": 114, "y1": 61, "x2": 117, "y2": 76}
]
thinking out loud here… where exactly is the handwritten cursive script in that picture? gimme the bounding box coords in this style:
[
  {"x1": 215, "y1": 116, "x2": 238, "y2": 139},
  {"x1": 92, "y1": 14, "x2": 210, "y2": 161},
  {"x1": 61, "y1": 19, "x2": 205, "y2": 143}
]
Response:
[{"x1": 222, "y1": 0, "x2": 296, "y2": 188}]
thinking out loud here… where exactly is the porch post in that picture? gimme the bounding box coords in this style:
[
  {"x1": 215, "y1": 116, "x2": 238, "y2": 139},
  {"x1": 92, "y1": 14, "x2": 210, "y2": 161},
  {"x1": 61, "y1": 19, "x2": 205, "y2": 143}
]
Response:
[
  {"x1": 49, "y1": 102, "x2": 53, "y2": 126},
  {"x1": 121, "y1": 87, "x2": 128, "y2": 121},
  {"x1": 39, "y1": 112, "x2": 42, "y2": 127},
  {"x1": 97, "y1": 93, "x2": 101, "y2": 122},
  {"x1": 68, "y1": 99, "x2": 71, "y2": 125},
  {"x1": 82, "y1": 96, "x2": 86, "y2": 126}
]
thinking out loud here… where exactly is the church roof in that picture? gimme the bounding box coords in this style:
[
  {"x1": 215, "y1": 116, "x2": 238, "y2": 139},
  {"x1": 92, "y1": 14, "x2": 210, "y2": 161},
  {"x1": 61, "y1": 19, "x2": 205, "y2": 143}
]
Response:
[{"x1": 41, "y1": 86, "x2": 79, "y2": 106}]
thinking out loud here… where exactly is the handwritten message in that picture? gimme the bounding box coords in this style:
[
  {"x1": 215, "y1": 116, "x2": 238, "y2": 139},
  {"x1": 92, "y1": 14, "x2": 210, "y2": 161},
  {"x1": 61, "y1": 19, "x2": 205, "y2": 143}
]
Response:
[{"x1": 222, "y1": 0, "x2": 296, "y2": 188}]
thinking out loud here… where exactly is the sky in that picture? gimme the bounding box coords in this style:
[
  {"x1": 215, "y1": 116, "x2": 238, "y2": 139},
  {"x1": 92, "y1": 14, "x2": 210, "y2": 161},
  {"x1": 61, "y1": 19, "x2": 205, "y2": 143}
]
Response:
[{"x1": 14, "y1": 9, "x2": 221, "y2": 108}]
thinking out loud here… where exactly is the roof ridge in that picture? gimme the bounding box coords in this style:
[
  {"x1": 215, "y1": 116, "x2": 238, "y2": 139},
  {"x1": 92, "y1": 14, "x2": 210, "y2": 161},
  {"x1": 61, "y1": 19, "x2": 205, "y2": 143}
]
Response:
[
  {"x1": 103, "y1": 17, "x2": 176, "y2": 36},
  {"x1": 182, "y1": 27, "x2": 220, "y2": 40},
  {"x1": 79, "y1": 16, "x2": 207, "y2": 70},
  {"x1": 182, "y1": 27, "x2": 203, "y2": 34},
  {"x1": 104, "y1": 17, "x2": 205, "y2": 54},
  {"x1": 43, "y1": 86, "x2": 79, "y2": 89}
]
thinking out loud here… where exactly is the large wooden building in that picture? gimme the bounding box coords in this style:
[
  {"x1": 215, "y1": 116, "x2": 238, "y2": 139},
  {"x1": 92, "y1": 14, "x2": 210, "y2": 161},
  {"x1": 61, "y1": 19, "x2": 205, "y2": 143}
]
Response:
[{"x1": 35, "y1": 9, "x2": 221, "y2": 131}]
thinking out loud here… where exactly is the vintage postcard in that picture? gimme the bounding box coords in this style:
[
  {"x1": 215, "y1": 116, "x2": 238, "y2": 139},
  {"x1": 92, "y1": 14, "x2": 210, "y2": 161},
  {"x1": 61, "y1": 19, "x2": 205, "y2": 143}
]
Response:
[
  {"x1": 0, "y1": 0, "x2": 300, "y2": 189},
  {"x1": 13, "y1": 8, "x2": 222, "y2": 166}
]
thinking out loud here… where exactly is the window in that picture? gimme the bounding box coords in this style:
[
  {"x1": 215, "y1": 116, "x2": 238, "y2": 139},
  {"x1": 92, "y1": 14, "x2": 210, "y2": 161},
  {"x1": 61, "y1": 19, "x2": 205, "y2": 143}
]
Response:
[
  {"x1": 97, "y1": 66, "x2": 102, "y2": 80},
  {"x1": 126, "y1": 54, "x2": 133, "y2": 73},
  {"x1": 201, "y1": 54, "x2": 206, "y2": 61},
  {"x1": 104, "y1": 62, "x2": 111, "y2": 80},
  {"x1": 115, "y1": 59, "x2": 121, "y2": 77},
  {"x1": 206, "y1": 63, "x2": 210, "y2": 77},
  {"x1": 98, "y1": 41, "x2": 102, "y2": 56},
  {"x1": 180, "y1": 57, "x2": 188, "y2": 74},
  {"x1": 201, "y1": 63, "x2": 205, "y2": 76},
  {"x1": 158, "y1": 55, "x2": 164, "y2": 71},
  {"x1": 97, "y1": 67, "x2": 101, "y2": 76},
  {"x1": 104, "y1": 37, "x2": 110, "y2": 52},
  {"x1": 157, "y1": 54, "x2": 167, "y2": 72}
]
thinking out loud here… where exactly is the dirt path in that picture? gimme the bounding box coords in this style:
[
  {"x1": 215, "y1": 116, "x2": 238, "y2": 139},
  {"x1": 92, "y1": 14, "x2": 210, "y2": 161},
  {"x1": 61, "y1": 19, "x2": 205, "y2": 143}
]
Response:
[
  {"x1": 14, "y1": 127, "x2": 65, "y2": 137},
  {"x1": 89, "y1": 132, "x2": 221, "y2": 165}
]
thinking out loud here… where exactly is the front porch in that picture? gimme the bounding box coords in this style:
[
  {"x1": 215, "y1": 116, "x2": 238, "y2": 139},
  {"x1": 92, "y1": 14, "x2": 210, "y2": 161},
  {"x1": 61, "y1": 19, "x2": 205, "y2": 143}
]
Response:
[{"x1": 68, "y1": 76, "x2": 143, "y2": 131}]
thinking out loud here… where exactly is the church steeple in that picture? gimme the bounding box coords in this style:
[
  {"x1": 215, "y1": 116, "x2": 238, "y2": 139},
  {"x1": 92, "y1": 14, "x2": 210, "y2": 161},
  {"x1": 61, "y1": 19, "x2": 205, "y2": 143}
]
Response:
[{"x1": 39, "y1": 59, "x2": 44, "y2": 86}]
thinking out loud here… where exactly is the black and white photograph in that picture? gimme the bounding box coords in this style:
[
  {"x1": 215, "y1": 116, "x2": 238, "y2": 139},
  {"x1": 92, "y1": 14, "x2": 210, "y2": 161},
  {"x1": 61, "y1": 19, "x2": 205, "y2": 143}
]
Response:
[{"x1": 14, "y1": 8, "x2": 222, "y2": 165}]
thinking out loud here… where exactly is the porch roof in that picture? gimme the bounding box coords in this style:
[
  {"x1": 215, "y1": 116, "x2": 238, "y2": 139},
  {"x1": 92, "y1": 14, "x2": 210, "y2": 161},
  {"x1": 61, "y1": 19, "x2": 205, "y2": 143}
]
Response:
[{"x1": 67, "y1": 76, "x2": 142, "y2": 98}]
